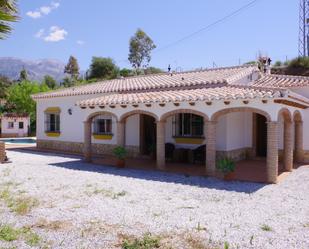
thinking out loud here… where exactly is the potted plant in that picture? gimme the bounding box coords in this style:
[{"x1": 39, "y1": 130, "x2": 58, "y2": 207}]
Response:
[
  {"x1": 216, "y1": 157, "x2": 236, "y2": 181},
  {"x1": 113, "y1": 146, "x2": 127, "y2": 168}
]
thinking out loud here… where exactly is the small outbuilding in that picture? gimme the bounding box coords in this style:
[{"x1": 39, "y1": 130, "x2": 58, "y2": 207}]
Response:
[{"x1": 0, "y1": 113, "x2": 30, "y2": 138}]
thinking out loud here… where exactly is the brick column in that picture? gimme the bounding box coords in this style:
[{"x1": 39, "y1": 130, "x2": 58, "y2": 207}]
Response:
[
  {"x1": 0, "y1": 142, "x2": 5, "y2": 163},
  {"x1": 283, "y1": 121, "x2": 293, "y2": 172},
  {"x1": 84, "y1": 120, "x2": 92, "y2": 162},
  {"x1": 156, "y1": 121, "x2": 165, "y2": 170},
  {"x1": 267, "y1": 121, "x2": 278, "y2": 183},
  {"x1": 117, "y1": 121, "x2": 125, "y2": 146},
  {"x1": 205, "y1": 121, "x2": 216, "y2": 176},
  {"x1": 295, "y1": 121, "x2": 304, "y2": 163}
]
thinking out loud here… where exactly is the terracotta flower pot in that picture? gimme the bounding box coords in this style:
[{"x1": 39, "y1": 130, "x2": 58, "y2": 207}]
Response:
[
  {"x1": 116, "y1": 159, "x2": 125, "y2": 168},
  {"x1": 224, "y1": 171, "x2": 235, "y2": 181}
]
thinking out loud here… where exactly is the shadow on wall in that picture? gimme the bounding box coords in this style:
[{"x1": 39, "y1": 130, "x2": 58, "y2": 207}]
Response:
[{"x1": 9, "y1": 148, "x2": 266, "y2": 194}]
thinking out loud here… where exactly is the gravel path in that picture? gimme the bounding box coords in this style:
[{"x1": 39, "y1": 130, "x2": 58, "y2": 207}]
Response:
[{"x1": 0, "y1": 150, "x2": 308, "y2": 249}]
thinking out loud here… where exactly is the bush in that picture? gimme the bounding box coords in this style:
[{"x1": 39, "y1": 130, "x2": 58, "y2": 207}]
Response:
[
  {"x1": 216, "y1": 158, "x2": 235, "y2": 175},
  {"x1": 113, "y1": 146, "x2": 127, "y2": 160},
  {"x1": 289, "y1": 57, "x2": 309, "y2": 68},
  {"x1": 122, "y1": 234, "x2": 160, "y2": 249}
]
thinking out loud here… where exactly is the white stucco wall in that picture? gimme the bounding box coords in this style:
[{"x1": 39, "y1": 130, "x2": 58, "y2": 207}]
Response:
[
  {"x1": 290, "y1": 87, "x2": 309, "y2": 150},
  {"x1": 1, "y1": 117, "x2": 30, "y2": 137},
  {"x1": 35, "y1": 92, "x2": 300, "y2": 151},
  {"x1": 125, "y1": 114, "x2": 140, "y2": 146}
]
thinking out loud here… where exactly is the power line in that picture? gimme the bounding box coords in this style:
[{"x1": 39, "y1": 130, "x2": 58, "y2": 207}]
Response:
[
  {"x1": 116, "y1": 0, "x2": 262, "y2": 65},
  {"x1": 153, "y1": 0, "x2": 262, "y2": 54}
]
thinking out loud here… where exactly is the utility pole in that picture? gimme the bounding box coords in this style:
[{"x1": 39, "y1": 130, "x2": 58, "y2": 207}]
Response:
[{"x1": 299, "y1": 0, "x2": 309, "y2": 57}]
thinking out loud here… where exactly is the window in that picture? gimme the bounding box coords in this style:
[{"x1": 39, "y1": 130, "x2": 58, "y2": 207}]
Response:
[
  {"x1": 93, "y1": 116, "x2": 112, "y2": 135},
  {"x1": 19, "y1": 122, "x2": 24, "y2": 129},
  {"x1": 172, "y1": 113, "x2": 204, "y2": 137},
  {"x1": 45, "y1": 113, "x2": 60, "y2": 132},
  {"x1": 8, "y1": 122, "x2": 14, "y2": 129}
]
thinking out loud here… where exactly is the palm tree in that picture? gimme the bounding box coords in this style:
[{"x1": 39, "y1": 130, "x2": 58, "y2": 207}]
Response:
[{"x1": 0, "y1": 0, "x2": 18, "y2": 39}]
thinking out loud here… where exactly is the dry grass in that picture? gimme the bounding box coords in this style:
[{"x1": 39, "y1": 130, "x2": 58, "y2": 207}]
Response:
[
  {"x1": 32, "y1": 218, "x2": 72, "y2": 231},
  {"x1": 118, "y1": 231, "x2": 221, "y2": 249},
  {"x1": 0, "y1": 186, "x2": 39, "y2": 215},
  {"x1": 84, "y1": 184, "x2": 127, "y2": 199}
]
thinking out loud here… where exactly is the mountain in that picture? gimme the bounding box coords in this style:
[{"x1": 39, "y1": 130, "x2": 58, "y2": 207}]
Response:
[{"x1": 0, "y1": 57, "x2": 67, "y2": 82}]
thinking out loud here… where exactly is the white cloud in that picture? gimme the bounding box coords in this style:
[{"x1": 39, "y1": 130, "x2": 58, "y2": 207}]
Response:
[
  {"x1": 35, "y1": 29, "x2": 45, "y2": 38},
  {"x1": 77, "y1": 40, "x2": 85, "y2": 45},
  {"x1": 26, "y1": 11, "x2": 42, "y2": 19},
  {"x1": 35, "y1": 26, "x2": 68, "y2": 42},
  {"x1": 27, "y1": 1, "x2": 60, "y2": 19},
  {"x1": 44, "y1": 26, "x2": 68, "y2": 42},
  {"x1": 40, "y1": 6, "x2": 52, "y2": 15}
]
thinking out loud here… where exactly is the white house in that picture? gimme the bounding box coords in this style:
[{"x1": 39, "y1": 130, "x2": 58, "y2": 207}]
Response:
[
  {"x1": 32, "y1": 65, "x2": 309, "y2": 183},
  {"x1": 0, "y1": 113, "x2": 30, "y2": 138}
]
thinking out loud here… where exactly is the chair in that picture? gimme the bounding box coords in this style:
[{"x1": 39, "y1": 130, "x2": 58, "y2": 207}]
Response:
[
  {"x1": 165, "y1": 143, "x2": 175, "y2": 162},
  {"x1": 193, "y1": 144, "x2": 206, "y2": 164}
]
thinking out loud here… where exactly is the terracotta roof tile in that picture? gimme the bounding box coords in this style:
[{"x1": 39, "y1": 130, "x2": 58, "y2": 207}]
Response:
[
  {"x1": 77, "y1": 86, "x2": 280, "y2": 106},
  {"x1": 253, "y1": 74, "x2": 309, "y2": 88},
  {"x1": 33, "y1": 65, "x2": 257, "y2": 99}
]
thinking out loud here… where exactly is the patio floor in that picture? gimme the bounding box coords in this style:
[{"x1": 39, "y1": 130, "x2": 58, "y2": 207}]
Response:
[
  {"x1": 92, "y1": 157, "x2": 291, "y2": 183},
  {"x1": 6, "y1": 145, "x2": 294, "y2": 183}
]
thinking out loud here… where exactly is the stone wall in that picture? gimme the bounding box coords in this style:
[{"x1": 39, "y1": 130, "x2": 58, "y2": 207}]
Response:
[
  {"x1": 303, "y1": 150, "x2": 309, "y2": 163},
  {"x1": 0, "y1": 133, "x2": 19, "y2": 138},
  {"x1": 37, "y1": 140, "x2": 140, "y2": 158},
  {"x1": 217, "y1": 148, "x2": 253, "y2": 162}
]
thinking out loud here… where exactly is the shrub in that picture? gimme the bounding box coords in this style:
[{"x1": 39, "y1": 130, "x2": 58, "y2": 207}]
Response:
[
  {"x1": 122, "y1": 233, "x2": 160, "y2": 249},
  {"x1": 113, "y1": 146, "x2": 127, "y2": 160},
  {"x1": 216, "y1": 158, "x2": 235, "y2": 175}
]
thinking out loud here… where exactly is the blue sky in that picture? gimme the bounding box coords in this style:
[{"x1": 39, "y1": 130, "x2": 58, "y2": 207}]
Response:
[{"x1": 0, "y1": 0, "x2": 298, "y2": 71}]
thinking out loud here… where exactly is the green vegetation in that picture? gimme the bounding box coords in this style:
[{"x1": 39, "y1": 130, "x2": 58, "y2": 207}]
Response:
[
  {"x1": 4, "y1": 80, "x2": 50, "y2": 130},
  {"x1": 216, "y1": 158, "x2": 235, "y2": 175},
  {"x1": 0, "y1": 186, "x2": 39, "y2": 215},
  {"x1": 84, "y1": 184, "x2": 127, "y2": 199},
  {"x1": 261, "y1": 224, "x2": 272, "y2": 232},
  {"x1": 122, "y1": 233, "x2": 160, "y2": 249},
  {"x1": 88, "y1": 56, "x2": 119, "y2": 80},
  {"x1": 19, "y1": 69, "x2": 28, "y2": 81},
  {"x1": 64, "y1": 55, "x2": 80, "y2": 81},
  {"x1": 43, "y1": 75, "x2": 57, "y2": 89},
  {"x1": 113, "y1": 146, "x2": 127, "y2": 160},
  {"x1": 0, "y1": 225, "x2": 19, "y2": 241},
  {"x1": 128, "y1": 29, "x2": 156, "y2": 70},
  {"x1": 0, "y1": 225, "x2": 40, "y2": 246},
  {"x1": 0, "y1": 0, "x2": 19, "y2": 39}
]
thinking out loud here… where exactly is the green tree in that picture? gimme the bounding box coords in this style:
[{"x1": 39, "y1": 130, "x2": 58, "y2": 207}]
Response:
[
  {"x1": 6, "y1": 81, "x2": 50, "y2": 129},
  {"x1": 0, "y1": 0, "x2": 18, "y2": 39},
  {"x1": 19, "y1": 68, "x2": 28, "y2": 81},
  {"x1": 128, "y1": 29, "x2": 156, "y2": 70},
  {"x1": 144, "y1": 67, "x2": 162, "y2": 75},
  {"x1": 64, "y1": 55, "x2": 80, "y2": 80},
  {"x1": 43, "y1": 75, "x2": 57, "y2": 89},
  {"x1": 0, "y1": 75, "x2": 12, "y2": 99},
  {"x1": 119, "y1": 68, "x2": 134, "y2": 78},
  {"x1": 61, "y1": 76, "x2": 75, "y2": 88},
  {"x1": 88, "y1": 57, "x2": 119, "y2": 80}
]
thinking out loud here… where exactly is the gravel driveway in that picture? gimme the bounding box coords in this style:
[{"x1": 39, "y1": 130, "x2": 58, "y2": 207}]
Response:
[{"x1": 0, "y1": 150, "x2": 308, "y2": 249}]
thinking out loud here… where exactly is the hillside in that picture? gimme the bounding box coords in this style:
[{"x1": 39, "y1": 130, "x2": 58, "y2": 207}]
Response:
[{"x1": 0, "y1": 57, "x2": 67, "y2": 82}]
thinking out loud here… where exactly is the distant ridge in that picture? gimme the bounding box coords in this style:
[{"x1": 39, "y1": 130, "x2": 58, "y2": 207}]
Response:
[{"x1": 0, "y1": 57, "x2": 67, "y2": 82}]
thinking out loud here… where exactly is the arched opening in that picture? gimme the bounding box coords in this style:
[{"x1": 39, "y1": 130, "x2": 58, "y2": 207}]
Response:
[
  {"x1": 254, "y1": 113, "x2": 268, "y2": 158},
  {"x1": 278, "y1": 108, "x2": 293, "y2": 173},
  {"x1": 119, "y1": 110, "x2": 158, "y2": 158},
  {"x1": 293, "y1": 111, "x2": 304, "y2": 164},
  {"x1": 157, "y1": 109, "x2": 209, "y2": 172},
  {"x1": 211, "y1": 107, "x2": 273, "y2": 182},
  {"x1": 83, "y1": 112, "x2": 118, "y2": 162}
]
